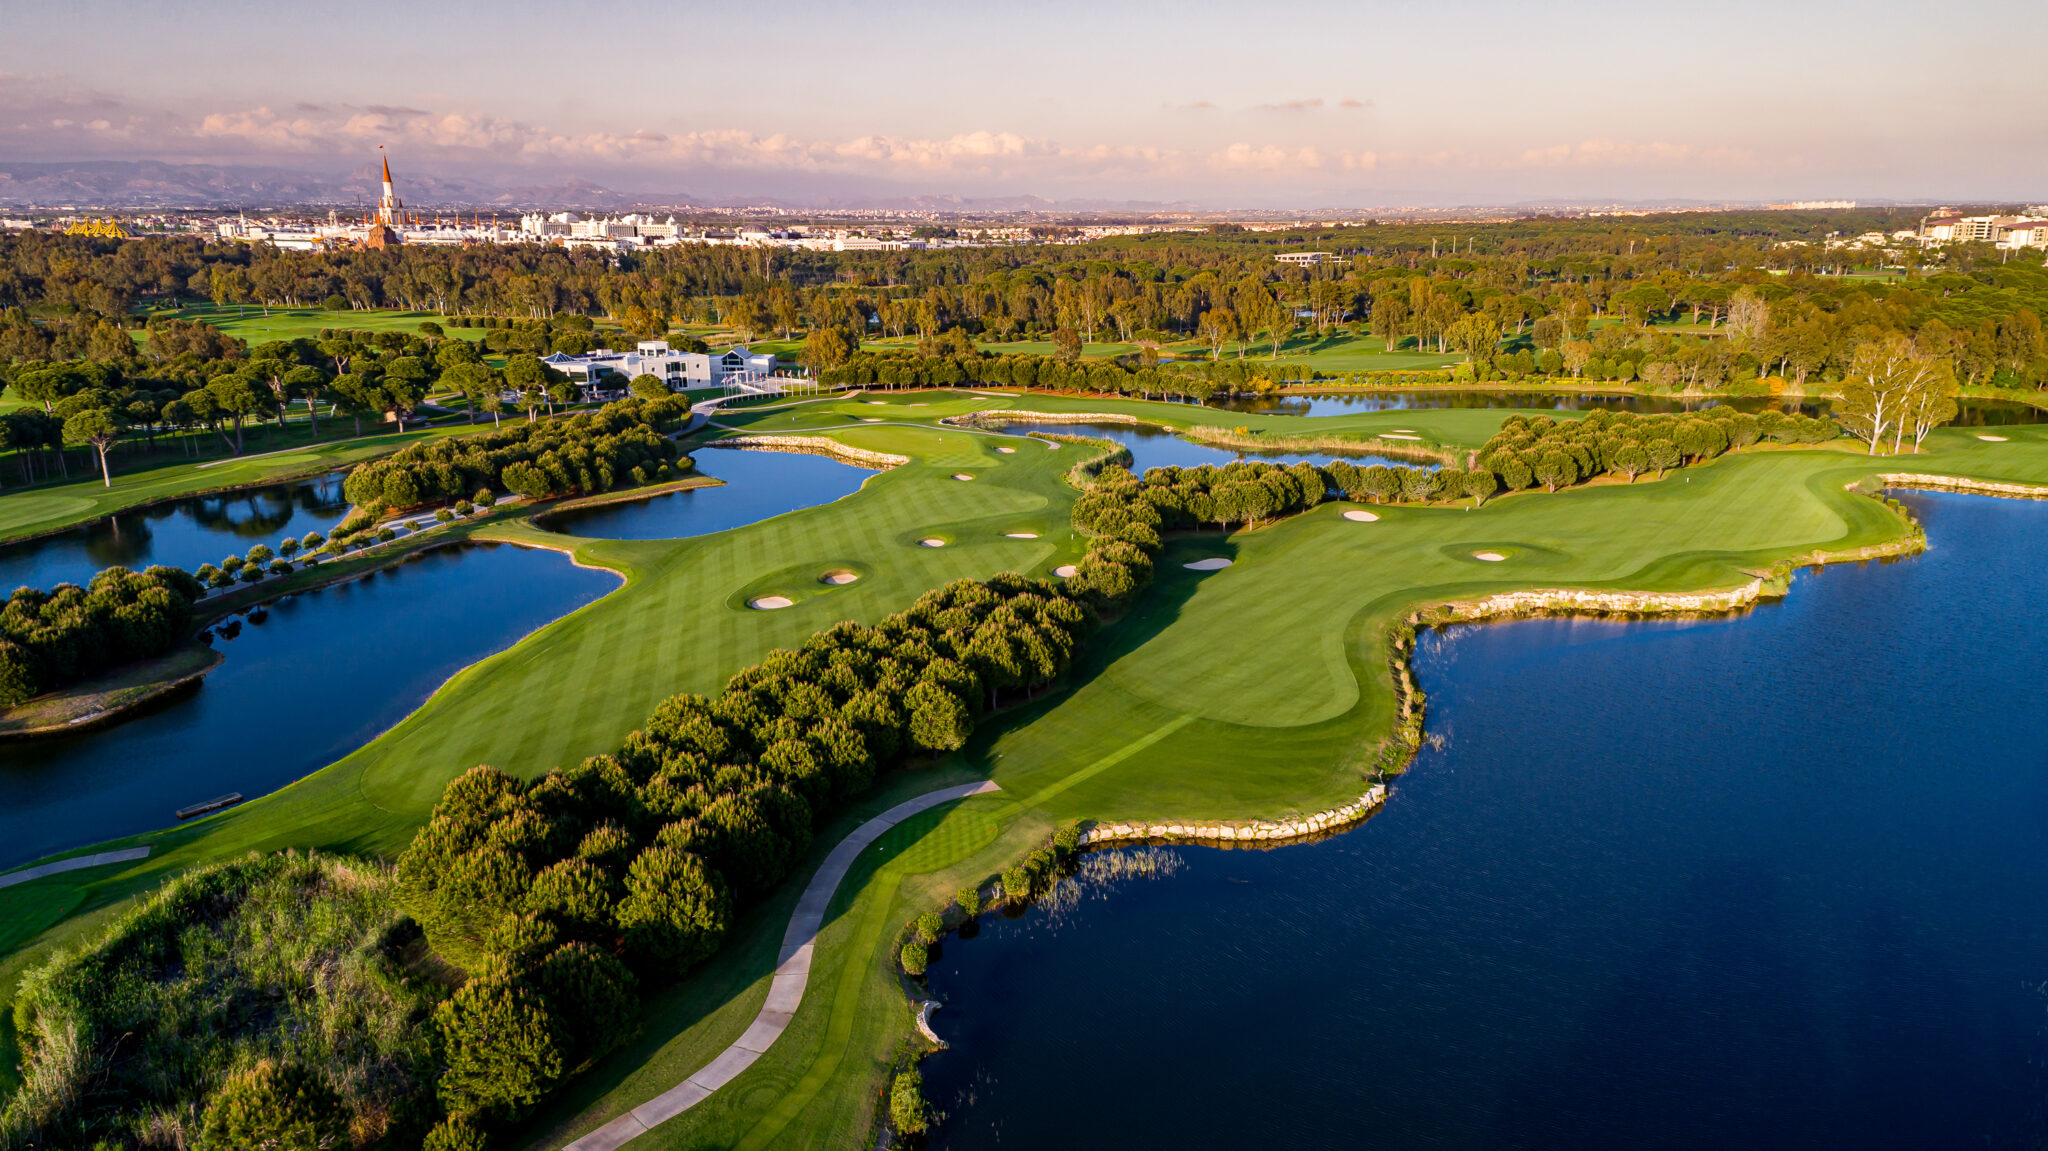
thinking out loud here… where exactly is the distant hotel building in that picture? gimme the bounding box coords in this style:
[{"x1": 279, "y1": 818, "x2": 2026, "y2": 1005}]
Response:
[
  {"x1": 539, "y1": 342, "x2": 779, "y2": 398},
  {"x1": 1919, "y1": 212, "x2": 2048, "y2": 249}
]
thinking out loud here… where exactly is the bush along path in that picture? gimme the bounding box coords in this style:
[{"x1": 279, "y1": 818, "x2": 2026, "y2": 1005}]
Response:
[{"x1": 560, "y1": 781, "x2": 1001, "y2": 1151}]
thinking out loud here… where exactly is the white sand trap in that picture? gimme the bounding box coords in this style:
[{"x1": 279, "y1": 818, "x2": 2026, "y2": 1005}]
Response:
[
  {"x1": 820, "y1": 570, "x2": 859, "y2": 585},
  {"x1": 1473, "y1": 551, "x2": 1507, "y2": 562},
  {"x1": 1391, "y1": 428, "x2": 1416, "y2": 433},
  {"x1": 995, "y1": 446, "x2": 1016, "y2": 453},
  {"x1": 749, "y1": 596, "x2": 795, "y2": 610},
  {"x1": 861, "y1": 417, "x2": 883, "y2": 422},
  {"x1": 1343, "y1": 509, "x2": 1380, "y2": 522},
  {"x1": 919, "y1": 538, "x2": 947, "y2": 548},
  {"x1": 952, "y1": 472, "x2": 975, "y2": 481},
  {"x1": 1184, "y1": 557, "x2": 1233, "y2": 571},
  {"x1": 910, "y1": 403, "x2": 928, "y2": 407},
  {"x1": 867, "y1": 400, "x2": 887, "y2": 405},
  {"x1": 1979, "y1": 434, "x2": 2009, "y2": 441},
  {"x1": 1054, "y1": 564, "x2": 1080, "y2": 578},
  {"x1": 1381, "y1": 433, "x2": 1422, "y2": 440},
  {"x1": 1005, "y1": 532, "x2": 1038, "y2": 539}
]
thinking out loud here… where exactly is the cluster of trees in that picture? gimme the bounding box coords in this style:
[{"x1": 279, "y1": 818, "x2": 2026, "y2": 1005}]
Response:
[
  {"x1": 391, "y1": 573, "x2": 1099, "y2": 1139},
  {"x1": 1478, "y1": 408, "x2": 1836, "y2": 491},
  {"x1": 0, "y1": 564, "x2": 204, "y2": 705},
  {"x1": 340, "y1": 396, "x2": 688, "y2": 512},
  {"x1": 819, "y1": 348, "x2": 1300, "y2": 400},
  {"x1": 1, "y1": 853, "x2": 443, "y2": 1150}
]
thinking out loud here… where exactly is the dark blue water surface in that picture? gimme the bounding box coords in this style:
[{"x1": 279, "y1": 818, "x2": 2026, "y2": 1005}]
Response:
[
  {"x1": 0, "y1": 543, "x2": 616, "y2": 869},
  {"x1": 0, "y1": 473, "x2": 350, "y2": 590},
  {"x1": 924, "y1": 490, "x2": 2048, "y2": 1151},
  {"x1": 1207, "y1": 391, "x2": 2043, "y2": 425},
  {"x1": 997, "y1": 421, "x2": 1426, "y2": 474},
  {"x1": 537, "y1": 447, "x2": 873, "y2": 540}
]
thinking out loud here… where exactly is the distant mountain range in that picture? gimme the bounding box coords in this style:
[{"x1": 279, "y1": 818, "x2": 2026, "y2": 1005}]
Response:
[
  {"x1": 0, "y1": 161, "x2": 645, "y2": 211},
  {"x1": 0, "y1": 160, "x2": 1213, "y2": 215}
]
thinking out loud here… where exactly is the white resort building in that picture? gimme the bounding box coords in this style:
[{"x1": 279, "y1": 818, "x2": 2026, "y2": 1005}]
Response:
[{"x1": 539, "y1": 342, "x2": 781, "y2": 399}]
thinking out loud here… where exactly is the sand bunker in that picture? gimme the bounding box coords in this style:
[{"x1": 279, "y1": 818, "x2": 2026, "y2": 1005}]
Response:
[
  {"x1": 1473, "y1": 552, "x2": 1507, "y2": 562},
  {"x1": 861, "y1": 417, "x2": 883, "y2": 422},
  {"x1": 749, "y1": 596, "x2": 795, "y2": 610},
  {"x1": 1184, "y1": 557, "x2": 1233, "y2": 571},
  {"x1": 995, "y1": 446, "x2": 1016, "y2": 453},
  {"x1": 1979, "y1": 434, "x2": 2010, "y2": 442},
  {"x1": 820, "y1": 570, "x2": 859, "y2": 585},
  {"x1": 1005, "y1": 532, "x2": 1038, "y2": 539},
  {"x1": 1053, "y1": 564, "x2": 1079, "y2": 578},
  {"x1": 1380, "y1": 433, "x2": 1422, "y2": 440},
  {"x1": 952, "y1": 472, "x2": 975, "y2": 481},
  {"x1": 867, "y1": 400, "x2": 887, "y2": 405},
  {"x1": 919, "y1": 538, "x2": 947, "y2": 548},
  {"x1": 1343, "y1": 509, "x2": 1380, "y2": 522}
]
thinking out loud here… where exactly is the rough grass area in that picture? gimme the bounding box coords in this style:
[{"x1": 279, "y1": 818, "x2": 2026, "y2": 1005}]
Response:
[{"x1": 1, "y1": 852, "x2": 439, "y2": 1150}]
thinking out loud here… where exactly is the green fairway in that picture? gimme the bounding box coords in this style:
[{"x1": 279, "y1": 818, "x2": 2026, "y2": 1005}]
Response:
[
  {"x1": 5, "y1": 388, "x2": 2046, "y2": 1148},
  {"x1": 142, "y1": 303, "x2": 484, "y2": 344}
]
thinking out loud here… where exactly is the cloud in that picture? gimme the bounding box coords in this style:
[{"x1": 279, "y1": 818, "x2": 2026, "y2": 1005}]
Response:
[
  {"x1": 0, "y1": 72, "x2": 1777, "y2": 196},
  {"x1": 1252, "y1": 98, "x2": 1323, "y2": 112}
]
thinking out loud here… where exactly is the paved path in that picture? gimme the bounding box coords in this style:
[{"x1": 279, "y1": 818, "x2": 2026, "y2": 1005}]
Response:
[
  {"x1": 560, "y1": 780, "x2": 1002, "y2": 1151},
  {"x1": 0, "y1": 846, "x2": 151, "y2": 890}
]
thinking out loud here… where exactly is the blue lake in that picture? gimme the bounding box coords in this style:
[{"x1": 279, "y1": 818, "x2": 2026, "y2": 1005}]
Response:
[
  {"x1": 995, "y1": 421, "x2": 1426, "y2": 474},
  {"x1": 1209, "y1": 390, "x2": 2044, "y2": 425},
  {"x1": 0, "y1": 543, "x2": 616, "y2": 869},
  {"x1": 537, "y1": 447, "x2": 874, "y2": 539},
  {"x1": 0, "y1": 473, "x2": 350, "y2": 591},
  {"x1": 922, "y1": 490, "x2": 2048, "y2": 1150}
]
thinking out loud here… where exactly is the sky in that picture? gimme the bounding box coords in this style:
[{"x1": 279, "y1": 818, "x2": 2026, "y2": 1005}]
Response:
[{"x1": 3, "y1": 0, "x2": 2044, "y2": 207}]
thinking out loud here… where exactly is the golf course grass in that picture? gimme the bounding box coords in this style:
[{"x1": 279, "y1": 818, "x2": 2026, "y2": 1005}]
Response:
[
  {"x1": 3, "y1": 388, "x2": 2046, "y2": 1149},
  {"x1": 141, "y1": 303, "x2": 485, "y2": 345}
]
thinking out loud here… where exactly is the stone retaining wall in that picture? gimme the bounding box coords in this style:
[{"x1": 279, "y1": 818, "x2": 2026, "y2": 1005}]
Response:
[
  {"x1": 706, "y1": 435, "x2": 909, "y2": 470},
  {"x1": 1879, "y1": 473, "x2": 2048, "y2": 500},
  {"x1": 1078, "y1": 784, "x2": 1388, "y2": 847},
  {"x1": 1433, "y1": 579, "x2": 1770, "y2": 622}
]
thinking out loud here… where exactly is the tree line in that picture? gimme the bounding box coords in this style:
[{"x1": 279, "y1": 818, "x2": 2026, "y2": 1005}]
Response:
[
  {"x1": 0, "y1": 564, "x2": 205, "y2": 706},
  {"x1": 1478, "y1": 408, "x2": 1837, "y2": 491},
  {"x1": 340, "y1": 396, "x2": 689, "y2": 514}
]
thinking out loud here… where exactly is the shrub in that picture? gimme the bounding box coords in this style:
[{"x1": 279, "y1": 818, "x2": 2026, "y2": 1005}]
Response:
[
  {"x1": 436, "y1": 508, "x2": 456, "y2": 523},
  {"x1": 889, "y1": 1068, "x2": 928, "y2": 1135},
  {"x1": 239, "y1": 564, "x2": 265, "y2": 583},
  {"x1": 915, "y1": 912, "x2": 945, "y2": 944},
  {"x1": 196, "y1": 1060, "x2": 348, "y2": 1151},
  {"x1": 1002, "y1": 865, "x2": 1032, "y2": 902},
  {"x1": 245, "y1": 544, "x2": 274, "y2": 565},
  {"x1": 268, "y1": 559, "x2": 292, "y2": 576},
  {"x1": 955, "y1": 886, "x2": 982, "y2": 918},
  {"x1": 536, "y1": 942, "x2": 640, "y2": 1062},
  {"x1": 1052, "y1": 822, "x2": 1082, "y2": 855},
  {"x1": 422, "y1": 1116, "x2": 490, "y2": 1151},
  {"x1": 456, "y1": 500, "x2": 474, "y2": 516},
  {"x1": 221, "y1": 554, "x2": 246, "y2": 573},
  {"x1": 899, "y1": 940, "x2": 928, "y2": 976},
  {"x1": 474, "y1": 488, "x2": 497, "y2": 507},
  {"x1": 277, "y1": 537, "x2": 301, "y2": 559},
  {"x1": 433, "y1": 977, "x2": 568, "y2": 1119},
  {"x1": 376, "y1": 527, "x2": 397, "y2": 543}
]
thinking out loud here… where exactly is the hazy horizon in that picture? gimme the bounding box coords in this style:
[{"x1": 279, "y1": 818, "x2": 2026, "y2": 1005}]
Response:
[{"x1": 5, "y1": 0, "x2": 2044, "y2": 208}]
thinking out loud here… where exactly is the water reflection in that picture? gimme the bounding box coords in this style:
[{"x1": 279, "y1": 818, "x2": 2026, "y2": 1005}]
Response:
[
  {"x1": 1, "y1": 473, "x2": 349, "y2": 590},
  {"x1": 1205, "y1": 389, "x2": 2044, "y2": 425},
  {"x1": 0, "y1": 542, "x2": 616, "y2": 869},
  {"x1": 537, "y1": 448, "x2": 874, "y2": 540},
  {"x1": 996, "y1": 421, "x2": 1429, "y2": 474}
]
